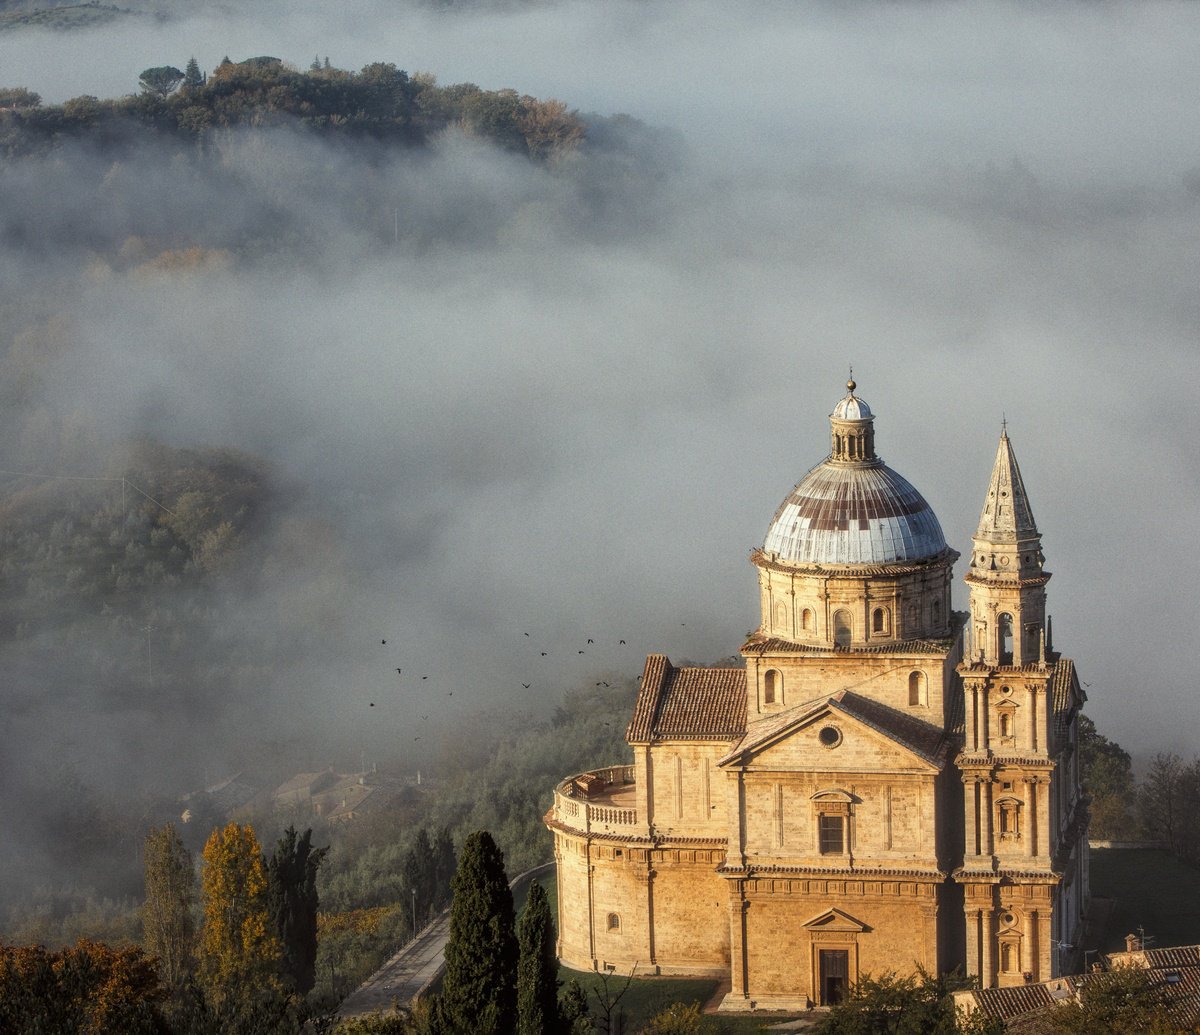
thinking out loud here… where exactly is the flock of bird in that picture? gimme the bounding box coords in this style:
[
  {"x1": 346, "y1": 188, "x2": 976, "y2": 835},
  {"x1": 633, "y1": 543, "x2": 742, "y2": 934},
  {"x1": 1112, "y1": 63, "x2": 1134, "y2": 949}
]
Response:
[{"x1": 366, "y1": 630, "x2": 641, "y2": 739}]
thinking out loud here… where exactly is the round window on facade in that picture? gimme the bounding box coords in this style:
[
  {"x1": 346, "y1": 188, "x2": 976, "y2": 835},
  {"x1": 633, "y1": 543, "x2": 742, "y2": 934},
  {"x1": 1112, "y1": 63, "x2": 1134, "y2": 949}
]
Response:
[{"x1": 818, "y1": 725, "x2": 842, "y2": 748}]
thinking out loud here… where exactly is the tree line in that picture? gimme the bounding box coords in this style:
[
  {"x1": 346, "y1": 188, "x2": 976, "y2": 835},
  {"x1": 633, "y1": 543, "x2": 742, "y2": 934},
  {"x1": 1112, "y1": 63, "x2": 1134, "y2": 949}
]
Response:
[
  {"x1": 0, "y1": 55, "x2": 586, "y2": 162},
  {"x1": 1080, "y1": 713, "x2": 1200, "y2": 867}
]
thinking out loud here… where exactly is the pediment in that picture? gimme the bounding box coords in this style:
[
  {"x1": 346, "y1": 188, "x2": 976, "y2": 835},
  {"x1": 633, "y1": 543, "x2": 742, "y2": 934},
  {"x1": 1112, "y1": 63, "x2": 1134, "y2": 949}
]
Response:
[
  {"x1": 803, "y1": 907, "x2": 870, "y2": 933},
  {"x1": 717, "y1": 694, "x2": 944, "y2": 773}
]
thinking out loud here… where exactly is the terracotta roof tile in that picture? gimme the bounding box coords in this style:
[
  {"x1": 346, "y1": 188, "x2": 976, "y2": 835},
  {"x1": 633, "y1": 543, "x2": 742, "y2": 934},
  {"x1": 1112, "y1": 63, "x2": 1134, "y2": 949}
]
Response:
[
  {"x1": 626, "y1": 655, "x2": 746, "y2": 743},
  {"x1": 624, "y1": 657, "x2": 744, "y2": 744},
  {"x1": 1051, "y1": 657, "x2": 1081, "y2": 736}
]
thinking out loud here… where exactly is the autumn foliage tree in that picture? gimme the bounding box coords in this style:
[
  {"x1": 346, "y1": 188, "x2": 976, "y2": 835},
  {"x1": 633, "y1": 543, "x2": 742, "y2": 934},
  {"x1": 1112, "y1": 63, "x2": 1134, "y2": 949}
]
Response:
[
  {"x1": 200, "y1": 822, "x2": 282, "y2": 1004},
  {"x1": 0, "y1": 940, "x2": 167, "y2": 1034}
]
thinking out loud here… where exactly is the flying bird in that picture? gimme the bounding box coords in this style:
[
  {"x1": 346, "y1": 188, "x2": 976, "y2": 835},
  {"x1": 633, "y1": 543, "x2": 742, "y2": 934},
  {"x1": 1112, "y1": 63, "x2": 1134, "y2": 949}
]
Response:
[
  {"x1": 587, "y1": 639, "x2": 594, "y2": 644},
  {"x1": 578, "y1": 650, "x2": 585, "y2": 655},
  {"x1": 619, "y1": 640, "x2": 626, "y2": 645},
  {"x1": 523, "y1": 683, "x2": 531, "y2": 689},
  {"x1": 524, "y1": 632, "x2": 530, "y2": 637},
  {"x1": 381, "y1": 639, "x2": 387, "y2": 644},
  {"x1": 541, "y1": 652, "x2": 548, "y2": 656},
  {"x1": 422, "y1": 676, "x2": 428, "y2": 680},
  {"x1": 396, "y1": 668, "x2": 402, "y2": 675},
  {"x1": 370, "y1": 702, "x2": 375, "y2": 707}
]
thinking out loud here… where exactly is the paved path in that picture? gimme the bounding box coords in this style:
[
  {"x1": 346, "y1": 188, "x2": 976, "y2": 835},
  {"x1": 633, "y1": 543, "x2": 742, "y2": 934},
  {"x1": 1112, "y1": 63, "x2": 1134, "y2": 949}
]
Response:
[
  {"x1": 338, "y1": 911, "x2": 452, "y2": 1018},
  {"x1": 337, "y1": 861, "x2": 556, "y2": 1019}
]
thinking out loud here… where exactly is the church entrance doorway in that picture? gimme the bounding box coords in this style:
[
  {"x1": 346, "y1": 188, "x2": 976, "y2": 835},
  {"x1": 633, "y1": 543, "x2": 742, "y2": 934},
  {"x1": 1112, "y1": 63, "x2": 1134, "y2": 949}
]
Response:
[{"x1": 819, "y1": 949, "x2": 849, "y2": 1005}]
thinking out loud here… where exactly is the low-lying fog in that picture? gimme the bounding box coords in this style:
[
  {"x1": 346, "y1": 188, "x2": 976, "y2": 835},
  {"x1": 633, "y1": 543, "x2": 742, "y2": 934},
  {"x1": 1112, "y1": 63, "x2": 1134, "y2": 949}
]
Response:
[{"x1": 1, "y1": 0, "x2": 1197, "y2": 891}]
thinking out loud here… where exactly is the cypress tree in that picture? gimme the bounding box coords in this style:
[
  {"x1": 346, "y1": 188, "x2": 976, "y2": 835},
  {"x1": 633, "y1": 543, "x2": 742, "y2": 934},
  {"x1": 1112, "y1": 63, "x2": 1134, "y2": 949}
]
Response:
[
  {"x1": 266, "y1": 826, "x2": 327, "y2": 994},
  {"x1": 516, "y1": 880, "x2": 558, "y2": 1035},
  {"x1": 441, "y1": 830, "x2": 517, "y2": 1035}
]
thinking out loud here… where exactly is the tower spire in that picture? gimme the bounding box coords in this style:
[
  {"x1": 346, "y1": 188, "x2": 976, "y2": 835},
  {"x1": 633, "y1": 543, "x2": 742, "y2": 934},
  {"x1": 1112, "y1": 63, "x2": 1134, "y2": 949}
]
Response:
[{"x1": 976, "y1": 424, "x2": 1038, "y2": 542}]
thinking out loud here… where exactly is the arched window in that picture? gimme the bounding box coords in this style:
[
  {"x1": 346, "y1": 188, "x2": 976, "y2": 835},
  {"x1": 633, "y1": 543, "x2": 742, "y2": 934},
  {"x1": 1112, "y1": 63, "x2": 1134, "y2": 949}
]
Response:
[
  {"x1": 1001, "y1": 942, "x2": 1015, "y2": 973},
  {"x1": 999, "y1": 711, "x2": 1014, "y2": 738},
  {"x1": 833, "y1": 610, "x2": 852, "y2": 648},
  {"x1": 802, "y1": 608, "x2": 814, "y2": 631},
  {"x1": 607, "y1": 912, "x2": 620, "y2": 931},
  {"x1": 999, "y1": 613, "x2": 1014, "y2": 665},
  {"x1": 932, "y1": 598, "x2": 941, "y2": 625},
  {"x1": 764, "y1": 669, "x2": 781, "y2": 705},
  {"x1": 908, "y1": 671, "x2": 926, "y2": 707},
  {"x1": 872, "y1": 607, "x2": 888, "y2": 634}
]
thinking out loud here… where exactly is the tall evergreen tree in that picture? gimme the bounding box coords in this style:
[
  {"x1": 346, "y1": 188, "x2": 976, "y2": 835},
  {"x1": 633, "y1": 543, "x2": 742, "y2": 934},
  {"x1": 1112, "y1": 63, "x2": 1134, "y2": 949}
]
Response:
[
  {"x1": 142, "y1": 823, "x2": 196, "y2": 990},
  {"x1": 441, "y1": 830, "x2": 517, "y2": 1035},
  {"x1": 183, "y1": 57, "x2": 205, "y2": 92},
  {"x1": 266, "y1": 825, "x2": 328, "y2": 994},
  {"x1": 516, "y1": 880, "x2": 558, "y2": 1035},
  {"x1": 433, "y1": 826, "x2": 457, "y2": 907}
]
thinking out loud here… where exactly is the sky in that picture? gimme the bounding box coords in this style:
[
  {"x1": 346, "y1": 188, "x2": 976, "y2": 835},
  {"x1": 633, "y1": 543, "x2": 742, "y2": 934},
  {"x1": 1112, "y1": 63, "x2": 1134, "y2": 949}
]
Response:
[{"x1": 1, "y1": 0, "x2": 1198, "y2": 806}]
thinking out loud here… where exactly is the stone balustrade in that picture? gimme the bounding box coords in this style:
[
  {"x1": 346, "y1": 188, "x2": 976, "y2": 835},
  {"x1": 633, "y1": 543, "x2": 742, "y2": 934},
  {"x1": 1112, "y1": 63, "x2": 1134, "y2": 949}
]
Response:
[{"x1": 553, "y1": 764, "x2": 640, "y2": 836}]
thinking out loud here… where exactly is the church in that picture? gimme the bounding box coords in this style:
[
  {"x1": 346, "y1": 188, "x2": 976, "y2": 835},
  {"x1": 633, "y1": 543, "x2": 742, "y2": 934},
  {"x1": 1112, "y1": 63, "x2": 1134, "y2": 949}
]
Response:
[{"x1": 546, "y1": 380, "x2": 1088, "y2": 1010}]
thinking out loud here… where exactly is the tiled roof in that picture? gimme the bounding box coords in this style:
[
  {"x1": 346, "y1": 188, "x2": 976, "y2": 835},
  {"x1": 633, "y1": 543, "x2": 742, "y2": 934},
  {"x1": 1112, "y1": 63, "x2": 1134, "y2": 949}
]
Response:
[
  {"x1": 970, "y1": 943, "x2": 1200, "y2": 1032},
  {"x1": 742, "y1": 633, "x2": 955, "y2": 656},
  {"x1": 626, "y1": 655, "x2": 746, "y2": 743},
  {"x1": 973, "y1": 980, "x2": 1067, "y2": 1021},
  {"x1": 1051, "y1": 658, "x2": 1082, "y2": 736},
  {"x1": 719, "y1": 689, "x2": 949, "y2": 768},
  {"x1": 1142, "y1": 945, "x2": 1200, "y2": 969}
]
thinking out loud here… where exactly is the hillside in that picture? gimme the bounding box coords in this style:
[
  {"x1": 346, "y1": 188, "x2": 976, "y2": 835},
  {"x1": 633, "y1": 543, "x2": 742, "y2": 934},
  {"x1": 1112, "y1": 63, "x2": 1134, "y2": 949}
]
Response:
[{"x1": 1, "y1": 56, "x2": 585, "y2": 161}]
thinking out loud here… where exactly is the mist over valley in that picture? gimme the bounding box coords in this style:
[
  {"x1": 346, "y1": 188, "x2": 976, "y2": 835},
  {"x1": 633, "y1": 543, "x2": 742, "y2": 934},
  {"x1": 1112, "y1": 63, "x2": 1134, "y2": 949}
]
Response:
[{"x1": 1, "y1": 0, "x2": 1198, "y2": 938}]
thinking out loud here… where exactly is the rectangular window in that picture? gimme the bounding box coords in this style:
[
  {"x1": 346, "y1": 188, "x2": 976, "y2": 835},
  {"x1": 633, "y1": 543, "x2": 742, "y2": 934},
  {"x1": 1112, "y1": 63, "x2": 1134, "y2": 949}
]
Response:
[{"x1": 819, "y1": 814, "x2": 845, "y2": 854}]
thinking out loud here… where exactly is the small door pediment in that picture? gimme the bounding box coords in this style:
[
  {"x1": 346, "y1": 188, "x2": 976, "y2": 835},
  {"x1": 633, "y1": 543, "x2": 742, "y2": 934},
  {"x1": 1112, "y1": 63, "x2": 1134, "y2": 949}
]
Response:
[{"x1": 803, "y1": 907, "x2": 870, "y2": 933}]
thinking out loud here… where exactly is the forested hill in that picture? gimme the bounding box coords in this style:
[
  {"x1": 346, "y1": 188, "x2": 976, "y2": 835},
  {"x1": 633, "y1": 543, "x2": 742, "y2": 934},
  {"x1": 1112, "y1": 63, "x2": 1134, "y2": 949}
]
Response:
[{"x1": 0, "y1": 57, "x2": 586, "y2": 160}]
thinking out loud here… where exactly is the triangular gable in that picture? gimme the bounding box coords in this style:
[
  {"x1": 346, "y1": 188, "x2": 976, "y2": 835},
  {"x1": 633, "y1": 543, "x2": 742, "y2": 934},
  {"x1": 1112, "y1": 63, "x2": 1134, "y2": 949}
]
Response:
[
  {"x1": 717, "y1": 692, "x2": 945, "y2": 772},
  {"x1": 803, "y1": 907, "x2": 870, "y2": 933}
]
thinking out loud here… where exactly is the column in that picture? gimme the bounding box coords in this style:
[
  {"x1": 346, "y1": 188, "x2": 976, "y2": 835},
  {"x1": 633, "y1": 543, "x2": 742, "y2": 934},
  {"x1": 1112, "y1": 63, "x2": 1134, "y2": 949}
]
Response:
[
  {"x1": 963, "y1": 777, "x2": 977, "y2": 857},
  {"x1": 965, "y1": 685, "x2": 977, "y2": 751},
  {"x1": 1027, "y1": 686, "x2": 1039, "y2": 751},
  {"x1": 1025, "y1": 778, "x2": 1036, "y2": 859},
  {"x1": 983, "y1": 781, "x2": 994, "y2": 857},
  {"x1": 981, "y1": 909, "x2": 994, "y2": 989},
  {"x1": 1024, "y1": 909, "x2": 1039, "y2": 980},
  {"x1": 980, "y1": 686, "x2": 990, "y2": 751},
  {"x1": 965, "y1": 907, "x2": 980, "y2": 980}
]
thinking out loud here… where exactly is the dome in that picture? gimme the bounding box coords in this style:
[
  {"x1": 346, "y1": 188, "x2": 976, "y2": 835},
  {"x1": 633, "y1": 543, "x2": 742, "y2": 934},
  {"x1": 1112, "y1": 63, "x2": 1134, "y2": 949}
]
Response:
[
  {"x1": 832, "y1": 395, "x2": 872, "y2": 421},
  {"x1": 763, "y1": 462, "x2": 948, "y2": 565},
  {"x1": 762, "y1": 379, "x2": 947, "y2": 566}
]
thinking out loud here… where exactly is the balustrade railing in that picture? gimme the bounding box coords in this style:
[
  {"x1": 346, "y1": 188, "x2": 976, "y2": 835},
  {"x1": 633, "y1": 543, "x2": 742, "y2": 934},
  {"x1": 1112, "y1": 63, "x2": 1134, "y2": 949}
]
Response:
[{"x1": 553, "y1": 765, "x2": 639, "y2": 835}]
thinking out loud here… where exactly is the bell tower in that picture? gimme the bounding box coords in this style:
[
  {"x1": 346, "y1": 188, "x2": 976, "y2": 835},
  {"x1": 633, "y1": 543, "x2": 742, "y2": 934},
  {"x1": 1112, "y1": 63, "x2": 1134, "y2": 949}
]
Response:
[{"x1": 956, "y1": 426, "x2": 1087, "y2": 990}]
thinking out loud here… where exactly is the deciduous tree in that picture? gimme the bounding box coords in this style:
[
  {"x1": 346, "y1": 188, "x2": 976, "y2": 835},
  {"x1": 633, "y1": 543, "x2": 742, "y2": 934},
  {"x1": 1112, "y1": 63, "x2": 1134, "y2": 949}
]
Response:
[
  {"x1": 142, "y1": 822, "x2": 196, "y2": 990},
  {"x1": 200, "y1": 822, "x2": 281, "y2": 1004},
  {"x1": 441, "y1": 829, "x2": 517, "y2": 1035},
  {"x1": 517, "y1": 879, "x2": 558, "y2": 1035}
]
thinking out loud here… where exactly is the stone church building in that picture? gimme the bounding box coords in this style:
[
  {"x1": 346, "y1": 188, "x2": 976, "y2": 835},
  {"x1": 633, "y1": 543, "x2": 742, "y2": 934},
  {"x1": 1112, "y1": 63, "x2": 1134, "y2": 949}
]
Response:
[{"x1": 546, "y1": 381, "x2": 1088, "y2": 1010}]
